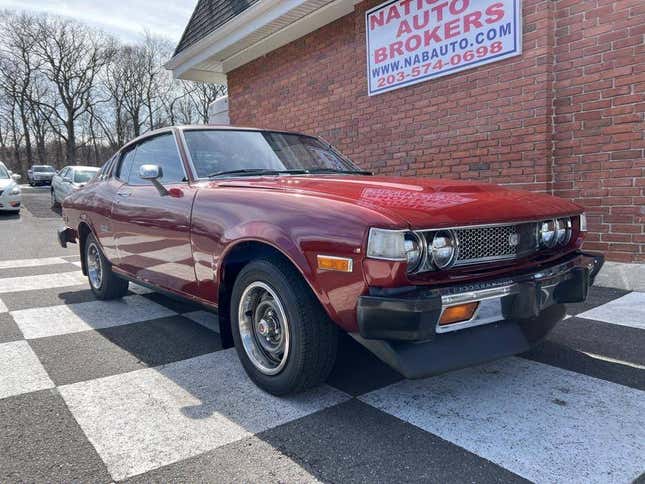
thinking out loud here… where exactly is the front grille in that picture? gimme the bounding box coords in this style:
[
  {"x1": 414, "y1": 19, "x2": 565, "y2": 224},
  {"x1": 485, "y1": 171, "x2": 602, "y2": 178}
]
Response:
[{"x1": 420, "y1": 222, "x2": 539, "y2": 269}]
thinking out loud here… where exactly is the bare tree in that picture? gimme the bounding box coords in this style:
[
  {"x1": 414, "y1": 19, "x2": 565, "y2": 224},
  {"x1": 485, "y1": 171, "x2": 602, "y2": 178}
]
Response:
[
  {"x1": 184, "y1": 81, "x2": 227, "y2": 124},
  {"x1": 0, "y1": 11, "x2": 41, "y2": 165},
  {"x1": 0, "y1": 10, "x2": 226, "y2": 174},
  {"x1": 33, "y1": 16, "x2": 115, "y2": 163}
]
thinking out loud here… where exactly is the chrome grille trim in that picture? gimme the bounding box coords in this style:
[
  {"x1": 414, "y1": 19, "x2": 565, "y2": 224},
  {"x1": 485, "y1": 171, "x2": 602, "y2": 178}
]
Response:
[{"x1": 417, "y1": 221, "x2": 543, "y2": 269}]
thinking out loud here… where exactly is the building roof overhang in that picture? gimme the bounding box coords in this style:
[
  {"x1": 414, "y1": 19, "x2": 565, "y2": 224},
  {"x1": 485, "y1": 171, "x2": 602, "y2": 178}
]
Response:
[{"x1": 166, "y1": 0, "x2": 359, "y2": 82}]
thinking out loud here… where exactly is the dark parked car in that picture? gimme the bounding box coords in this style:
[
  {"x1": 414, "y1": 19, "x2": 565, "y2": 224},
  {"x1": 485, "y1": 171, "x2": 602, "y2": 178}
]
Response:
[
  {"x1": 57, "y1": 126, "x2": 603, "y2": 395},
  {"x1": 27, "y1": 165, "x2": 56, "y2": 186}
]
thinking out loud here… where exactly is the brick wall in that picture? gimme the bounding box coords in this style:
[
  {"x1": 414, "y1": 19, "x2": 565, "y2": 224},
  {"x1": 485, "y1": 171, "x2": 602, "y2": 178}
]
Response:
[
  {"x1": 228, "y1": 0, "x2": 644, "y2": 262},
  {"x1": 552, "y1": 0, "x2": 644, "y2": 262}
]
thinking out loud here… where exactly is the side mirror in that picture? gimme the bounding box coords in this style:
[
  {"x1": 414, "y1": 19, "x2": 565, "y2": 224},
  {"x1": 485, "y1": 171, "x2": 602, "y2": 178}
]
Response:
[
  {"x1": 11, "y1": 174, "x2": 21, "y2": 181},
  {"x1": 138, "y1": 164, "x2": 168, "y2": 196}
]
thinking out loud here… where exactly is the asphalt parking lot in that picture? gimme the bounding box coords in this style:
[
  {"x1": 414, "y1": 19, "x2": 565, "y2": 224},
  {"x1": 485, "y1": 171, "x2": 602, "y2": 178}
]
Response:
[{"x1": 0, "y1": 186, "x2": 644, "y2": 483}]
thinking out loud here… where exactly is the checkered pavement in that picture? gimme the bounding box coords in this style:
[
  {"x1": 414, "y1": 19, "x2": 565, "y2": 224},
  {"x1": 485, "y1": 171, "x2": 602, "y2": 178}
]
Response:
[{"x1": 0, "y1": 255, "x2": 643, "y2": 483}]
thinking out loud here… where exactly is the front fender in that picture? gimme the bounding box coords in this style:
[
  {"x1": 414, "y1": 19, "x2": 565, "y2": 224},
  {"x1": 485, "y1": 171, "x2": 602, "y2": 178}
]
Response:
[{"x1": 189, "y1": 188, "x2": 393, "y2": 332}]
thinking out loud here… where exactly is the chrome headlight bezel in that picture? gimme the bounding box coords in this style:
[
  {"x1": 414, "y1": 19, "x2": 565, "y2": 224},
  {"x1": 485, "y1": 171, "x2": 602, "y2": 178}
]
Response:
[
  {"x1": 539, "y1": 219, "x2": 558, "y2": 248},
  {"x1": 555, "y1": 217, "x2": 572, "y2": 245},
  {"x1": 430, "y1": 230, "x2": 457, "y2": 270},
  {"x1": 366, "y1": 228, "x2": 426, "y2": 273}
]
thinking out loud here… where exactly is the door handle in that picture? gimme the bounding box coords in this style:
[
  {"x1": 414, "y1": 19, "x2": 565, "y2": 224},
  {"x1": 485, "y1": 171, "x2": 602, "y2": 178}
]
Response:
[{"x1": 116, "y1": 191, "x2": 132, "y2": 198}]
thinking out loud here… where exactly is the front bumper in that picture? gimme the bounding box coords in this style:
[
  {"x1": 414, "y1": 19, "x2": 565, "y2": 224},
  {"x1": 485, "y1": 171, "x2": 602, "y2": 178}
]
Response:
[
  {"x1": 0, "y1": 192, "x2": 21, "y2": 211},
  {"x1": 353, "y1": 251, "x2": 604, "y2": 378}
]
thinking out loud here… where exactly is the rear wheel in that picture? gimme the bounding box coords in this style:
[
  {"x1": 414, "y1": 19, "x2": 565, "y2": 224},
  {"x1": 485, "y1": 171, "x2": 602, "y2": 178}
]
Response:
[
  {"x1": 85, "y1": 233, "x2": 129, "y2": 300},
  {"x1": 230, "y1": 258, "x2": 338, "y2": 395}
]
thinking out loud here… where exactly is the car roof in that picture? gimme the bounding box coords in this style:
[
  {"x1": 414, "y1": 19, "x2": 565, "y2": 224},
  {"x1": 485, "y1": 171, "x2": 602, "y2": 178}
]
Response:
[
  {"x1": 121, "y1": 125, "x2": 310, "y2": 151},
  {"x1": 65, "y1": 165, "x2": 99, "y2": 170}
]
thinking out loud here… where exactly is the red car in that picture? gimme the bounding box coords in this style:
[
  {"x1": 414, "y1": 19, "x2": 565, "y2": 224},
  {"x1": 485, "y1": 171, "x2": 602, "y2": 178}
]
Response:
[{"x1": 58, "y1": 126, "x2": 604, "y2": 395}]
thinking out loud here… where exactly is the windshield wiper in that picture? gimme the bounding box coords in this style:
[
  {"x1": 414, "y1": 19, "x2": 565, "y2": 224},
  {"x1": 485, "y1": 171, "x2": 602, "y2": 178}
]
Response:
[
  {"x1": 207, "y1": 168, "x2": 372, "y2": 178},
  {"x1": 304, "y1": 168, "x2": 373, "y2": 175},
  {"x1": 207, "y1": 168, "x2": 283, "y2": 178}
]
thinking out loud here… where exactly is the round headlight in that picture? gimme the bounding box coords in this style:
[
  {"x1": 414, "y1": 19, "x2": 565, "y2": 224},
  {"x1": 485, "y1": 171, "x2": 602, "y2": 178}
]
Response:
[
  {"x1": 556, "y1": 218, "x2": 571, "y2": 245},
  {"x1": 431, "y1": 230, "x2": 457, "y2": 269},
  {"x1": 404, "y1": 232, "x2": 423, "y2": 273},
  {"x1": 539, "y1": 220, "x2": 557, "y2": 248}
]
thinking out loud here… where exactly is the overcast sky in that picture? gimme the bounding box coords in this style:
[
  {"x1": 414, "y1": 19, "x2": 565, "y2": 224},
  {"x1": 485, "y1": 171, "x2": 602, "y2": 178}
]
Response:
[{"x1": 0, "y1": 0, "x2": 197, "y2": 44}]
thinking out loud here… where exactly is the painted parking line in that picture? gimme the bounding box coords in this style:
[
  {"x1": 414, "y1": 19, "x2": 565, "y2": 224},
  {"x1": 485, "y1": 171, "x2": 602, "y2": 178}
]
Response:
[
  {"x1": 360, "y1": 357, "x2": 645, "y2": 484},
  {"x1": 0, "y1": 299, "x2": 7, "y2": 313},
  {"x1": 577, "y1": 292, "x2": 645, "y2": 330},
  {"x1": 59, "y1": 349, "x2": 349, "y2": 481},
  {"x1": 0, "y1": 257, "x2": 68, "y2": 269},
  {"x1": 0, "y1": 340, "x2": 55, "y2": 399},
  {"x1": 10, "y1": 295, "x2": 176, "y2": 339},
  {"x1": 0, "y1": 271, "x2": 87, "y2": 294}
]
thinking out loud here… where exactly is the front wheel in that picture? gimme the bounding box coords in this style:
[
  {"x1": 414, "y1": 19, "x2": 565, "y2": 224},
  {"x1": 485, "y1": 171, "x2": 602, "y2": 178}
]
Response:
[
  {"x1": 84, "y1": 233, "x2": 129, "y2": 300},
  {"x1": 50, "y1": 189, "x2": 58, "y2": 208},
  {"x1": 230, "y1": 258, "x2": 338, "y2": 395}
]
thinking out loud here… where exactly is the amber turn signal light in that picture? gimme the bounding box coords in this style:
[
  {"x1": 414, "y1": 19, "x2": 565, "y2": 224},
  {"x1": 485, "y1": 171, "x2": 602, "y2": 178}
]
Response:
[
  {"x1": 317, "y1": 255, "x2": 353, "y2": 272},
  {"x1": 439, "y1": 302, "x2": 479, "y2": 325}
]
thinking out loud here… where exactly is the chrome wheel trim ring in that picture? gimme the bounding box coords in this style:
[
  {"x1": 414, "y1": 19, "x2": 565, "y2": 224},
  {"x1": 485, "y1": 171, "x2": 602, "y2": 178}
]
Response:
[
  {"x1": 86, "y1": 242, "x2": 103, "y2": 290},
  {"x1": 238, "y1": 281, "x2": 290, "y2": 376}
]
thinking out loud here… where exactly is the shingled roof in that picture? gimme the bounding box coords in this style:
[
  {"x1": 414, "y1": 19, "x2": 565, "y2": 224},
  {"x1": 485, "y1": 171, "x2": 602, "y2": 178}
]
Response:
[{"x1": 174, "y1": 0, "x2": 260, "y2": 56}]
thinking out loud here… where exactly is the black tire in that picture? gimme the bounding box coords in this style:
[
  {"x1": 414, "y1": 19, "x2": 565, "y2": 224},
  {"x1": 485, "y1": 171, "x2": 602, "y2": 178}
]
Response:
[
  {"x1": 50, "y1": 189, "x2": 58, "y2": 208},
  {"x1": 230, "y1": 257, "x2": 338, "y2": 395},
  {"x1": 84, "y1": 233, "x2": 129, "y2": 300}
]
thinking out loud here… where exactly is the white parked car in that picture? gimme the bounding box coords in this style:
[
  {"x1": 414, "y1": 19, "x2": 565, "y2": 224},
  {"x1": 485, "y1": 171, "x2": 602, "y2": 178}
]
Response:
[
  {"x1": 0, "y1": 162, "x2": 21, "y2": 213},
  {"x1": 51, "y1": 165, "x2": 99, "y2": 207}
]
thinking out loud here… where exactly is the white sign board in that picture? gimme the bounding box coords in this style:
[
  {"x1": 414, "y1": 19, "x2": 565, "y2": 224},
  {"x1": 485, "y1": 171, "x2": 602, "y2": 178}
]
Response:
[{"x1": 366, "y1": 0, "x2": 522, "y2": 96}]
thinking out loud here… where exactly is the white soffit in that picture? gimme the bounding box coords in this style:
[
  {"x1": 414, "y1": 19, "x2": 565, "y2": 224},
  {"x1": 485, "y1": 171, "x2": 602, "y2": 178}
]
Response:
[{"x1": 166, "y1": 0, "x2": 358, "y2": 82}]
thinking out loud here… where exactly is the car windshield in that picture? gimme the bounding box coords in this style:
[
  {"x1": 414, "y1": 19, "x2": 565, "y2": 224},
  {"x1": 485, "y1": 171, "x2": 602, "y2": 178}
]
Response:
[
  {"x1": 73, "y1": 169, "x2": 98, "y2": 183},
  {"x1": 34, "y1": 166, "x2": 55, "y2": 172},
  {"x1": 182, "y1": 130, "x2": 366, "y2": 178},
  {"x1": 0, "y1": 165, "x2": 8, "y2": 179}
]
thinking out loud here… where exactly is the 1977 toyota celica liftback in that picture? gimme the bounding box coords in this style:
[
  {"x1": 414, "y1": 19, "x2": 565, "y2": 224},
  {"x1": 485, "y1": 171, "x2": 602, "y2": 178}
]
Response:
[{"x1": 58, "y1": 126, "x2": 604, "y2": 395}]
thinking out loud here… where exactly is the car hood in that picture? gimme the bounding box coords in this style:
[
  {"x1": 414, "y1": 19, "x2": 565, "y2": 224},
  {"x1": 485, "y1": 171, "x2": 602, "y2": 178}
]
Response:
[
  {"x1": 213, "y1": 175, "x2": 582, "y2": 228},
  {"x1": 0, "y1": 178, "x2": 15, "y2": 190}
]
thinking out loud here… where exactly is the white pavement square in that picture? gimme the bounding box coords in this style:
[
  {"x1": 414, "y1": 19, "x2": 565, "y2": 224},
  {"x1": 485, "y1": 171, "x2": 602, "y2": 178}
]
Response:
[
  {"x1": 577, "y1": 292, "x2": 645, "y2": 330},
  {"x1": 0, "y1": 271, "x2": 87, "y2": 294},
  {"x1": 59, "y1": 349, "x2": 349, "y2": 480},
  {"x1": 360, "y1": 357, "x2": 645, "y2": 484},
  {"x1": 10, "y1": 295, "x2": 176, "y2": 339},
  {"x1": 0, "y1": 257, "x2": 68, "y2": 269},
  {"x1": 0, "y1": 340, "x2": 55, "y2": 399}
]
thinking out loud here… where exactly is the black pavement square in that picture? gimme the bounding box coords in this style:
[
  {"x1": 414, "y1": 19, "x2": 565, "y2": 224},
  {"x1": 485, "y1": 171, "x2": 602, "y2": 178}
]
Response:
[
  {"x1": 30, "y1": 315, "x2": 223, "y2": 386},
  {"x1": 255, "y1": 399, "x2": 528, "y2": 484},
  {"x1": 0, "y1": 389, "x2": 112, "y2": 483},
  {"x1": 0, "y1": 313, "x2": 23, "y2": 343}
]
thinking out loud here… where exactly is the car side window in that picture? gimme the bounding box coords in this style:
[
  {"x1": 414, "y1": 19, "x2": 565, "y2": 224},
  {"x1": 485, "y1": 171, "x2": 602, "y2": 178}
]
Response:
[
  {"x1": 128, "y1": 133, "x2": 186, "y2": 185},
  {"x1": 59, "y1": 167, "x2": 68, "y2": 178},
  {"x1": 116, "y1": 148, "x2": 137, "y2": 181},
  {"x1": 98, "y1": 155, "x2": 115, "y2": 180}
]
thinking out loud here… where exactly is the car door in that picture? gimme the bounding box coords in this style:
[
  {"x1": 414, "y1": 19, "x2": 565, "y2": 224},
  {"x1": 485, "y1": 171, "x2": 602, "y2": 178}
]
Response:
[
  {"x1": 52, "y1": 168, "x2": 64, "y2": 199},
  {"x1": 110, "y1": 132, "x2": 198, "y2": 294},
  {"x1": 59, "y1": 168, "x2": 74, "y2": 200}
]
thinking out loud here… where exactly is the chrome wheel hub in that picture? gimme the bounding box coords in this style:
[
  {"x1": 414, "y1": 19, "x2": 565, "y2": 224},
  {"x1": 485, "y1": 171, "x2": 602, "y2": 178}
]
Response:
[
  {"x1": 238, "y1": 281, "x2": 289, "y2": 375},
  {"x1": 87, "y1": 242, "x2": 103, "y2": 289}
]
